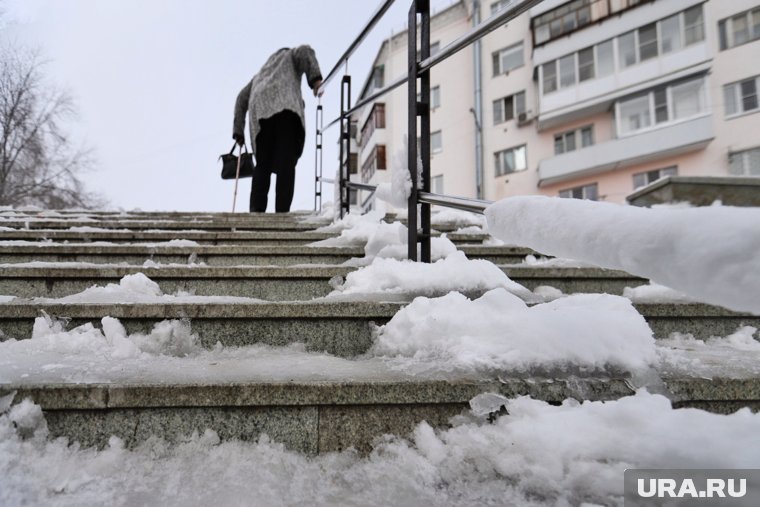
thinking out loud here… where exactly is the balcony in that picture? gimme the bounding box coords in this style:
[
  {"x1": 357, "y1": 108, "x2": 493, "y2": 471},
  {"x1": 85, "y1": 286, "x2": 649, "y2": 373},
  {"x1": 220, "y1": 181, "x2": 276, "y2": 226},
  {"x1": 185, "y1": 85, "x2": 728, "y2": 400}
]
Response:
[
  {"x1": 539, "y1": 42, "x2": 710, "y2": 129},
  {"x1": 538, "y1": 114, "x2": 713, "y2": 186}
]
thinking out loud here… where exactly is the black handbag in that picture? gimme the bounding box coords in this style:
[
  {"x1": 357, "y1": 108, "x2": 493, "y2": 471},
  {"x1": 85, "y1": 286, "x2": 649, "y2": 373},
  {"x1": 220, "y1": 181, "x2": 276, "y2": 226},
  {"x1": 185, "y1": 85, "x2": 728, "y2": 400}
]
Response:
[{"x1": 220, "y1": 143, "x2": 255, "y2": 180}]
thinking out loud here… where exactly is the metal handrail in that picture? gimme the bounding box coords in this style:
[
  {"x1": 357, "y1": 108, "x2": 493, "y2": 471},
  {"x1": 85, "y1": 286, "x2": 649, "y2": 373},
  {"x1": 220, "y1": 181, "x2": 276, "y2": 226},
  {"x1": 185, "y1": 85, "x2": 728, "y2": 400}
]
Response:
[
  {"x1": 316, "y1": 0, "x2": 545, "y2": 260},
  {"x1": 324, "y1": 75, "x2": 407, "y2": 131},
  {"x1": 346, "y1": 181, "x2": 379, "y2": 192},
  {"x1": 322, "y1": 0, "x2": 541, "y2": 130},
  {"x1": 418, "y1": 192, "x2": 491, "y2": 214},
  {"x1": 318, "y1": 0, "x2": 397, "y2": 93},
  {"x1": 418, "y1": 0, "x2": 543, "y2": 73}
]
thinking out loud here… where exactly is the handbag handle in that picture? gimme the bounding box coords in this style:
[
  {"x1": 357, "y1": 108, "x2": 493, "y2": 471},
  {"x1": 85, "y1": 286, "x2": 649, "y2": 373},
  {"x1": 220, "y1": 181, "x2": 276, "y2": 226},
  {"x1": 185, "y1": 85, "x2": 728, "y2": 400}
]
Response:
[{"x1": 229, "y1": 142, "x2": 249, "y2": 155}]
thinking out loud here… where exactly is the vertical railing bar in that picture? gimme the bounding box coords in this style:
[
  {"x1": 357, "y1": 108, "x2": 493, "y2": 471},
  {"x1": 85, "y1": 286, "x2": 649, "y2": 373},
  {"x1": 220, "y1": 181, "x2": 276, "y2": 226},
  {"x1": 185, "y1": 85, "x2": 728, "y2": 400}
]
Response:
[
  {"x1": 314, "y1": 104, "x2": 323, "y2": 212},
  {"x1": 407, "y1": 1, "x2": 419, "y2": 261},
  {"x1": 419, "y1": 0, "x2": 431, "y2": 263},
  {"x1": 339, "y1": 75, "x2": 352, "y2": 218}
]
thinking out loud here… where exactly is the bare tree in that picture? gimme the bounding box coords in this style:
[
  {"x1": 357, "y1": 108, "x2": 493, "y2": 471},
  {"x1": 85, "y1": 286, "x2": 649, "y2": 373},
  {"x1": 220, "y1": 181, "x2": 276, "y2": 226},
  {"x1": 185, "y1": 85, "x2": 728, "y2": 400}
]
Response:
[{"x1": 0, "y1": 44, "x2": 102, "y2": 208}]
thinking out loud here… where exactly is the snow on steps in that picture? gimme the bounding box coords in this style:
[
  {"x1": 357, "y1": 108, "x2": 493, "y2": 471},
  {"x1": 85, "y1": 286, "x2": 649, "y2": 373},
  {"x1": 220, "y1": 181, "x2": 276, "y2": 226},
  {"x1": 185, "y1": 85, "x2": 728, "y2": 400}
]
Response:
[
  {"x1": 0, "y1": 264, "x2": 647, "y2": 299},
  {"x1": 1, "y1": 210, "x2": 758, "y2": 454},
  {"x1": 0, "y1": 244, "x2": 533, "y2": 266}
]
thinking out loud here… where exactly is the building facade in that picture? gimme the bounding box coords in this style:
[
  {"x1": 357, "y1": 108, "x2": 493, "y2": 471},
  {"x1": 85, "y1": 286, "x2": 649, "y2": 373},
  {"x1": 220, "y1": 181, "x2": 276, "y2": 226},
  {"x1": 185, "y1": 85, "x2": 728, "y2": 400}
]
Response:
[{"x1": 352, "y1": 0, "x2": 760, "y2": 210}]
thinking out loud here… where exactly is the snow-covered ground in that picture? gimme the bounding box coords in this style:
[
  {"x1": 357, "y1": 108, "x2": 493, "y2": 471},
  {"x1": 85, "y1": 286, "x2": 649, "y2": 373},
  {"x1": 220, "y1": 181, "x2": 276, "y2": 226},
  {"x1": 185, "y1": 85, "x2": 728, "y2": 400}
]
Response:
[
  {"x1": 2, "y1": 198, "x2": 760, "y2": 506},
  {"x1": 2, "y1": 390, "x2": 760, "y2": 507}
]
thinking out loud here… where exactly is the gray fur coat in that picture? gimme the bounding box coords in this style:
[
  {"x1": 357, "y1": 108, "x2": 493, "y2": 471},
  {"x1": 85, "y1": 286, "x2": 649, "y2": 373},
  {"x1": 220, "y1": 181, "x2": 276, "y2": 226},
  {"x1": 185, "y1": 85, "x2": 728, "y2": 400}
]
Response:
[{"x1": 233, "y1": 45, "x2": 322, "y2": 155}]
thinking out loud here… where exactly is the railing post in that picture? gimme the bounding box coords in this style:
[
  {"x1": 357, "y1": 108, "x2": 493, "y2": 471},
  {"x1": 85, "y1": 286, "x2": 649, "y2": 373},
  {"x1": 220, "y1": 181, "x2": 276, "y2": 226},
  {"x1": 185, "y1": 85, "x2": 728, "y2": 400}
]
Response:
[
  {"x1": 314, "y1": 104, "x2": 323, "y2": 212},
  {"x1": 339, "y1": 75, "x2": 352, "y2": 218},
  {"x1": 408, "y1": 0, "x2": 431, "y2": 262}
]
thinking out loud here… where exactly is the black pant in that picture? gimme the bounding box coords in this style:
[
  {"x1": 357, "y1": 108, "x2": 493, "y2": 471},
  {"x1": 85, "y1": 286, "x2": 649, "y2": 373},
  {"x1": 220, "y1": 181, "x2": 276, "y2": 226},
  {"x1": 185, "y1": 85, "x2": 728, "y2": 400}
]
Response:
[{"x1": 251, "y1": 110, "x2": 305, "y2": 212}]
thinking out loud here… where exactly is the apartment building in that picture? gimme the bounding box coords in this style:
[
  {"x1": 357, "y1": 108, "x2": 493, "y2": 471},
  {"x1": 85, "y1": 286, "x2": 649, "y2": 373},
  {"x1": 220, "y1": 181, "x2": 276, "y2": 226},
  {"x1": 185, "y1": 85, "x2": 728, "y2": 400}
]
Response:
[{"x1": 351, "y1": 0, "x2": 760, "y2": 210}]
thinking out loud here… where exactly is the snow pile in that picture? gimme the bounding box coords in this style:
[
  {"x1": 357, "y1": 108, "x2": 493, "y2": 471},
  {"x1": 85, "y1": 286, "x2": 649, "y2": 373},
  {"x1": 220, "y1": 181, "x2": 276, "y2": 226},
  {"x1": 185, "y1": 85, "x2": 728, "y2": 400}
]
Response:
[
  {"x1": 31, "y1": 273, "x2": 261, "y2": 304},
  {"x1": 623, "y1": 282, "x2": 697, "y2": 304},
  {"x1": 522, "y1": 254, "x2": 598, "y2": 268},
  {"x1": 431, "y1": 208, "x2": 486, "y2": 229},
  {"x1": 4, "y1": 313, "x2": 201, "y2": 360},
  {"x1": 375, "y1": 139, "x2": 413, "y2": 209},
  {"x1": 310, "y1": 211, "x2": 457, "y2": 264},
  {"x1": 2, "y1": 391, "x2": 759, "y2": 506},
  {"x1": 486, "y1": 196, "x2": 760, "y2": 314},
  {"x1": 329, "y1": 251, "x2": 532, "y2": 300},
  {"x1": 657, "y1": 327, "x2": 760, "y2": 379},
  {"x1": 372, "y1": 288, "x2": 657, "y2": 374}
]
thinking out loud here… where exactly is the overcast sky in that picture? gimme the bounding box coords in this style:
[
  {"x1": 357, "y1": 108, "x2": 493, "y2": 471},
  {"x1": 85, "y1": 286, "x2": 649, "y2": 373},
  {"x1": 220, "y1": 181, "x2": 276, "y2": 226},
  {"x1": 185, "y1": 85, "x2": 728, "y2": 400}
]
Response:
[{"x1": 0, "y1": 0, "x2": 456, "y2": 212}]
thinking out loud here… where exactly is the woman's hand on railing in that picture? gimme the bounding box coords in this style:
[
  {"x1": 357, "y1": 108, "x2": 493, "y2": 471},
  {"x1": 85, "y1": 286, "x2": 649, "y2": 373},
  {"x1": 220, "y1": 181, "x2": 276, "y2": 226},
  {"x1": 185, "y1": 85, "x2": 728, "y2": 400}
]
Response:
[{"x1": 312, "y1": 79, "x2": 324, "y2": 98}]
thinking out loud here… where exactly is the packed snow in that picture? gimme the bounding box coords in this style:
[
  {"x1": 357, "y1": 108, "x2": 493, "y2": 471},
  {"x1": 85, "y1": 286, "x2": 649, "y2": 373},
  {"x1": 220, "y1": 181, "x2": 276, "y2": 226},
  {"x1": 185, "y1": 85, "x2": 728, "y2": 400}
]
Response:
[
  {"x1": 372, "y1": 289, "x2": 657, "y2": 375},
  {"x1": 328, "y1": 252, "x2": 533, "y2": 301},
  {"x1": 28, "y1": 273, "x2": 261, "y2": 304},
  {"x1": 623, "y1": 282, "x2": 698, "y2": 304},
  {"x1": 2, "y1": 391, "x2": 759, "y2": 507},
  {"x1": 486, "y1": 196, "x2": 760, "y2": 314},
  {"x1": 309, "y1": 211, "x2": 457, "y2": 264}
]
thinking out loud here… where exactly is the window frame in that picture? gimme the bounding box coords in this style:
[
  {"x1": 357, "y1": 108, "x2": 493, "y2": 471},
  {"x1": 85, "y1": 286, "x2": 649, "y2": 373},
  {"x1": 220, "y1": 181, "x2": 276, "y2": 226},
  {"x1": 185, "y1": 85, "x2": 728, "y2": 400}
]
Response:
[
  {"x1": 553, "y1": 124, "x2": 594, "y2": 155},
  {"x1": 724, "y1": 75, "x2": 760, "y2": 118},
  {"x1": 558, "y1": 183, "x2": 598, "y2": 200},
  {"x1": 493, "y1": 91, "x2": 526, "y2": 125},
  {"x1": 632, "y1": 166, "x2": 678, "y2": 190},
  {"x1": 729, "y1": 146, "x2": 760, "y2": 176},
  {"x1": 615, "y1": 76, "x2": 707, "y2": 137},
  {"x1": 430, "y1": 85, "x2": 441, "y2": 109},
  {"x1": 494, "y1": 145, "x2": 527, "y2": 176},
  {"x1": 431, "y1": 130, "x2": 443, "y2": 154},
  {"x1": 492, "y1": 42, "x2": 524, "y2": 76}
]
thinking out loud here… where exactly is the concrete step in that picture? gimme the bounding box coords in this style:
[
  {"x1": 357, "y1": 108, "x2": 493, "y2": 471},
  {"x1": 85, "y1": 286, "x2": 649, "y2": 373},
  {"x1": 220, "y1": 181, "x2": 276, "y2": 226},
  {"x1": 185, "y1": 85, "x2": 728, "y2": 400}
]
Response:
[
  {"x1": 0, "y1": 218, "x2": 331, "y2": 232},
  {"x1": 0, "y1": 229, "x2": 336, "y2": 245},
  {"x1": 0, "y1": 301, "x2": 756, "y2": 350},
  {"x1": 2, "y1": 376, "x2": 755, "y2": 453},
  {"x1": 0, "y1": 244, "x2": 535, "y2": 266},
  {"x1": 0, "y1": 265, "x2": 646, "y2": 300},
  {"x1": 0, "y1": 229, "x2": 490, "y2": 246}
]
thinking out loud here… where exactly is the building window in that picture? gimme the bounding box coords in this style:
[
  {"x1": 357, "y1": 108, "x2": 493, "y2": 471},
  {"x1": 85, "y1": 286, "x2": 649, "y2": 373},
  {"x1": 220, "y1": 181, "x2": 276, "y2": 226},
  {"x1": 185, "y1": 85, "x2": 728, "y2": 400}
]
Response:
[
  {"x1": 349, "y1": 153, "x2": 358, "y2": 175},
  {"x1": 596, "y1": 39, "x2": 614, "y2": 77},
  {"x1": 559, "y1": 183, "x2": 598, "y2": 200},
  {"x1": 431, "y1": 174, "x2": 444, "y2": 194},
  {"x1": 431, "y1": 86, "x2": 441, "y2": 109},
  {"x1": 493, "y1": 91, "x2": 526, "y2": 124},
  {"x1": 431, "y1": 131, "x2": 443, "y2": 154},
  {"x1": 532, "y1": 0, "x2": 594, "y2": 46},
  {"x1": 490, "y1": 0, "x2": 510, "y2": 16},
  {"x1": 541, "y1": 6, "x2": 705, "y2": 95},
  {"x1": 430, "y1": 41, "x2": 441, "y2": 56},
  {"x1": 578, "y1": 47, "x2": 595, "y2": 81},
  {"x1": 492, "y1": 42, "x2": 523, "y2": 76},
  {"x1": 370, "y1": 65, "x2": 384, "y2": 91},
  {"x1": 729, "y1": 147, "x2": 760, "y2": 176},
  {"x1": 660, "y1": 14, "x2": 682, "y2": 54},
  {"x1": 683, "y1": 5, "x2": 705, "y2": 45},
  {"x1": 554, "y1": 125, "x2": 594, "y2": 155},
  {"x1": 638, "y1": 23, "x2": 658, "y2": 61},
  {"x1": 719, "y1": 7, "x2": 760, "y2": 50},
  {"x1": 361, "y1": 145, "x2": 386, "y2": 182},
  {"x1": 360, "y1": 103, "x2": 385, "y2": 145},
  {"x1": 619, "y1": 31, "x2": 638, "y2": 68},
  {"x1": 542, "y1": 61, "x2": 557, "y2": 94},
  {"x1": 633, "y1": 166, "x2": 677, "y2": 189},
  {"x1": 559, "y1": 54, "x2": 576, "y2": 88},
  {"x1": 494, "y1": 145, "x2": 527, "y2": 176},
  {"x1": 724, "y1": 76, "x2": 760, "y2": 117},
  {"x1": 616, "y1": 76, "x2": 706, "y2": 136}
]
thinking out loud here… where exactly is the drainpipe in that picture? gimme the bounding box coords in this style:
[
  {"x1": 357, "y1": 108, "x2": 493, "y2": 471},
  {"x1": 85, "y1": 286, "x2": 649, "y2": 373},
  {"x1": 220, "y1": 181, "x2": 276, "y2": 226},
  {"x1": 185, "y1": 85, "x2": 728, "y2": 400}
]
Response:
[{"x1": 472, "y1": 0, "x2": 484, "y2": 200}]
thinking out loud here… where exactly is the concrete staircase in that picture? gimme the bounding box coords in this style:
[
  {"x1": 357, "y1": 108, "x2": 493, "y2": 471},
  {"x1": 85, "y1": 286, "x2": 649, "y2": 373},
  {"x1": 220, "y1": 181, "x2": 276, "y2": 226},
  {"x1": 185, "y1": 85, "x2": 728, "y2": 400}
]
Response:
[{"x1": 1, "y1": 210, "x2": 758, "y2": 453}]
